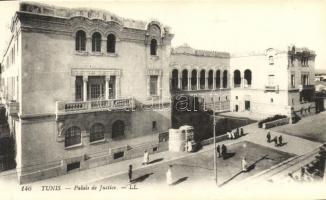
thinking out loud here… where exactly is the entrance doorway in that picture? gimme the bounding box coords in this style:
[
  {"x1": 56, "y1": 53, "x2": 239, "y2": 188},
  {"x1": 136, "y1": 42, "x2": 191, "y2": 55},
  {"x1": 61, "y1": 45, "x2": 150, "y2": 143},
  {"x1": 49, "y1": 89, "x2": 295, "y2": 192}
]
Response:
[
  {"x1": 235, "y1": 105, "x2": 239, "y2": 112},
  {"x1": 112, "y1": 120, "x2": 125, "y2": 139}
]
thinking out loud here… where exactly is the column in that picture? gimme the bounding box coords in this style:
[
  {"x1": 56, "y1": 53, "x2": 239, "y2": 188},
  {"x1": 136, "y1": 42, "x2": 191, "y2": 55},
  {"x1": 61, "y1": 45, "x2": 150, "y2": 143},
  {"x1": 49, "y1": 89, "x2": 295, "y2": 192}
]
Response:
[
  {"x1": 197, "y1": 76, "x2": 200, "y2": 90},
  {"x1": 213, "y1": 71, "x2": 216, "y2": 90},
  {"x1": 188, "y1": 70, "x2": 191, "y2": 91},
  {"x1": 83, "y1": 76, "x2": 88, "y2": 101},
  {"x1": 102, "y1": 39, "x2": 107, "y2": 54},
  {"x1": 205, "y1": 71, "x2": 208, "y2": 90},
  {"x1": 220, "y1": 73, "x2": 223, "y2": 89},
  {"x1": 157, "y1": 75, "x2": 162, "y2": 97},
  {"x1": 116, "y1": 76, "x2": 121, "y2": 98},
  {"x1": 86, "y1": 37, "x2": 92, "y2": 52},
  {"x1": 105, "y1": 76, "x2": 110, "y2": 100},
  {"x1": 178, "y1": 72, "x2": 181, "y2": 89}
]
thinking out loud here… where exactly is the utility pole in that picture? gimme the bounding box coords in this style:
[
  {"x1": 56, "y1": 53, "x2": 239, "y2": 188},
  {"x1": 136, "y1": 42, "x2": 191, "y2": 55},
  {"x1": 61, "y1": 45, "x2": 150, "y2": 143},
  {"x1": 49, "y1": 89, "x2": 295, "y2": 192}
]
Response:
[{"x1": 213, "y1": 110, "x2": 217, "y2": 185}]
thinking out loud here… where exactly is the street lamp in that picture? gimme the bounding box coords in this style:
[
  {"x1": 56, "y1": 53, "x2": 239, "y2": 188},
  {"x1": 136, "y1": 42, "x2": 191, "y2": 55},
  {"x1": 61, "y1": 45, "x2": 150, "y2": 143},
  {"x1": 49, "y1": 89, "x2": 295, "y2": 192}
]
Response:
[{"x1": 212, "y1": 87, "x2": 222, "y2": 186}]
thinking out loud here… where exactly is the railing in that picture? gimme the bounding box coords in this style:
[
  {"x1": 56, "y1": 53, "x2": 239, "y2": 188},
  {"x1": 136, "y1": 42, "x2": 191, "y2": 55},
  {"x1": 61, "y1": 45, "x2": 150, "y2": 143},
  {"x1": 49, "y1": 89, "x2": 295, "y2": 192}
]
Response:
[
  {"x1": 264, "y1": 85, "x2": 279, "y2": 92},
  {"x1": 302, "y1": 85, "x2": 315, "y2": 90},
  {"x1": 56, "y1": 98, "x2": 134, "y2": 115}
]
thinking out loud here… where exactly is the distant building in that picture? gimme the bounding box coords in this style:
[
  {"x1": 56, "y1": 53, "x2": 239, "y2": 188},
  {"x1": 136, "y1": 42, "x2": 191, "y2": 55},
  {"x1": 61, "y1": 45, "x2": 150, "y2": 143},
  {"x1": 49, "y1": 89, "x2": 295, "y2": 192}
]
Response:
[{"x1": 230, "y1": 46, "x2": 316, "y2": 118}]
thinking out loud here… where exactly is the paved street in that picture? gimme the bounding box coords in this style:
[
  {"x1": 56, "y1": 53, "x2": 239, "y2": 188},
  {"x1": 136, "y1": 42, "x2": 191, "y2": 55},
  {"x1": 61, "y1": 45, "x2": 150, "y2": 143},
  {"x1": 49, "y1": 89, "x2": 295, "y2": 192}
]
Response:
[{"x1": 91, "y1": 141, "x2": 293, "y2": 189}]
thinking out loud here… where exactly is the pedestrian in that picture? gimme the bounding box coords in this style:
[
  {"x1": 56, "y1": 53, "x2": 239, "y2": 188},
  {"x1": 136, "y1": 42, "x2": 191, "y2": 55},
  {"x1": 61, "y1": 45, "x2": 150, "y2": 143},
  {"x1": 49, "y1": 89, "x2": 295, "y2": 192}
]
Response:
[
  {"x1": 227, "y1": 132, "x2": 231, "y2": 139},
  {"x1": 128, "y1": 164, "x2": 133, "y2": 183},
  {"x1": 143, "y1": 150, "x2": 149, "y2": 165},
  {"x1": 216, "y1": 144, "x2": 221, "y2": 158},
  {"x1": 166, "y1": 165, "x2": 173, "y2": 185},
  {"x1": 278, "y1": 135, "x2": 283, "y2": 146},
  {"x1": 236, "y1": 128, "x2": 240, "y2": 138},
  {"x1": 240, "y1": 128, "x2": 244, "y2": 136},
  {"x1": 231, "y1": 131, "x2": 235, "y2": 139},
  {"x1": 300, "y1": 167, "x2": 305, "y2": 180},
  {"x1": 267, "y1": 131, "x2": 271, "y2": 143},
  {"x1": 241, "y1": 157, "x2": 248, "y2": 172},
  {"x1": 273, "y1": 136, "x2": 278, "y2": 147},
  {"x1": 222, "y1": 144, "x2": 227, "y2": 159}
]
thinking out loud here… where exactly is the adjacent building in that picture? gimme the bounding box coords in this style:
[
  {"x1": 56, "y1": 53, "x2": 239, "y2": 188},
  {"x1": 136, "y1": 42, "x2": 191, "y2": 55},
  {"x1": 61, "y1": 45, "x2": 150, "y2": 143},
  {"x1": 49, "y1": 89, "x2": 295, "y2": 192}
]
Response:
[{"x1": 230, "y1": 46, "x2": 316, "y2": 119}]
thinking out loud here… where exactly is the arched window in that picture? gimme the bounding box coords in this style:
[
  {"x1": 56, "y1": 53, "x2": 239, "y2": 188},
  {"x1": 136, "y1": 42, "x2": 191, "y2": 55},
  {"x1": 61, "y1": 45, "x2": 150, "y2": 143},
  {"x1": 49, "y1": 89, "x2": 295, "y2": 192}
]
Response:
[
  {"x1": 181, "y1": 69, "x2": 188, "y2": 90},
  {"x1": 107, "y1": 34, "x2": 116, "y2": 53},
  {"x1": 65, "y1": 126, "x2": 81, "y2": 147},
  {"x1": 216, "y1": 70, "x2": 221, "y2": 88},
  {"x1": 150, "y1": 39, "x2": 157, "y2": 55},
  {"x1": 171, "y1": 69, "x2": 179, "y2": 91},
  {"x1": 233, "y1": 70, "x2": 241, "y2": 88},
  {"x1": 244, "y1": 69, "x2": 252, "y2": 87},
  {"x1": 75, "y1": 30, "x2": 86, "y2": 51},
  {"x1": 223, "y1": 70, "x2": 228, "y2": 88},
  {"x1": 191, "y1": 70, "x2": 197, "y2": 90},
  {"x1": 112, "y1": 120, "x2": 125, "y2": 139},
  {"x1": 200, "y1": 70, "x2": 206, "y2": 89},
  {"x1": 208, "y1": 70, "x2": 213, "y2": 89},
  {"x1": 92, "y1": 32, "x2": 101, "y2": 52},
  {"x1": 90, "y1": 123, "x2": 105, "y2": 142}
]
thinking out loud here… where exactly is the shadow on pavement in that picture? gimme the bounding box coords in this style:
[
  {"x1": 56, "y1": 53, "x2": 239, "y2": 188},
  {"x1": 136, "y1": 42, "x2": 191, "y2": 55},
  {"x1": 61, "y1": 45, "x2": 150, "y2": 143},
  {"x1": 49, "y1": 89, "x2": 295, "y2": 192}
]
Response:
[
  {"x1": 223, "y1": 152, "x2": 236, "y2": 160},
  {"x1": 172, "y1": 177, "x2": 188, "y2": 186},
  {"x1": 132, "y1": 173, "x2": 154, "y2": 183},
  {"x1": 149, "y1": 158, "x2": 164, "y2": 164},
  {"x1": 219, "y1": 155, "x2": 269, "y2": 187}
]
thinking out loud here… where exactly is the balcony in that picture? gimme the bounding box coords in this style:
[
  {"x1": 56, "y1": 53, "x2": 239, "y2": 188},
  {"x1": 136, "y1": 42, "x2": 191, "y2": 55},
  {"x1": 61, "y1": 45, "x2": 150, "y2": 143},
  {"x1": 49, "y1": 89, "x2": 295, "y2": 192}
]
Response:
[
  {"x1": 264, "y1": 85, "x2": 279, "y2": 92},
  {"x1": 56, "y1": 98, "x2": 135, "y2": 116},
  {"x1": 7, "y1": 101, "x2": 19, "y2": 116},
  {"x1": 300, "y1": 85, "x2": 315, "y2": 91}
]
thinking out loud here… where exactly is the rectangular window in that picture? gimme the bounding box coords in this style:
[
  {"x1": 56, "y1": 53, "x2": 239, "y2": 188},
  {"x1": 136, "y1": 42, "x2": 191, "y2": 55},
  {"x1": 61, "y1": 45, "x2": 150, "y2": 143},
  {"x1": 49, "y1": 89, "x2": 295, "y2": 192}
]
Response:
[
  {"x1": 75, "y1": 76, "x2": 83, "y2": 101},
  {"x1": 90, "y1": 84, "x2": 101, "y2": 99},
  {"x1": 67, "y1": 162, "x2": 80, "y2": 172},
  {"x1": 268, "y1": 75, "x2": 275, "y2": 86},
  {"x1": 109, "y1": 76, "x2": 116, "y2": 99},
  {"x1": 291, "y1": 74, "x2": 295, "y2": 88},
  {"x1": 152, "y1": 121, "x2": 157, "y2": 131},
  {"x1": 149, "y1": 75, "x2": 158, "y2": 96}
]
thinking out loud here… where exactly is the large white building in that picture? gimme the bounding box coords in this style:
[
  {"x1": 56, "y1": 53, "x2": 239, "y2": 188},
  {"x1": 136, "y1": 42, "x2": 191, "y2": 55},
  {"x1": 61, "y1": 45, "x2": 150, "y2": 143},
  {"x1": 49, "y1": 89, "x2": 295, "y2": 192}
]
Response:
[{"x1": 230, "y1": 46, "x2": 316, "y2": 119}]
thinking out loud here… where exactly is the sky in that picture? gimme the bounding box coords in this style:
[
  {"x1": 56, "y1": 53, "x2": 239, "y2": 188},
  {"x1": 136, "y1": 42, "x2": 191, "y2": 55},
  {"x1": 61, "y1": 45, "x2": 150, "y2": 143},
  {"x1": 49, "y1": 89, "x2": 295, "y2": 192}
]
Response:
[{"x1": 0, "y1": 0, "x2": 326, "y2": 69}]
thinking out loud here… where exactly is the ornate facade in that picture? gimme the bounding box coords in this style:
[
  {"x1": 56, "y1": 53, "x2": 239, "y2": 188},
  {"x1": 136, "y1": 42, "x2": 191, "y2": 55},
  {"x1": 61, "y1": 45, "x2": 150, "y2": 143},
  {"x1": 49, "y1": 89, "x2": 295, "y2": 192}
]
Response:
[{"x1": 0, "y1": 2, "x2": 173, "y2": 183}]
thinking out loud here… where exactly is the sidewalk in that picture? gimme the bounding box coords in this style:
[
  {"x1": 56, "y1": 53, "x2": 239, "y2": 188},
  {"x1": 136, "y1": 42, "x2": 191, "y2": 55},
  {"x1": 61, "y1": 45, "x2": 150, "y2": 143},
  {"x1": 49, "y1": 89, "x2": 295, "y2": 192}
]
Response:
[
  {"x1": 2, "y1": 121, "x2": 321, "y2": 186},
  {"x1": 238, "y1": 123, "x2": 321, "y2": 155}
]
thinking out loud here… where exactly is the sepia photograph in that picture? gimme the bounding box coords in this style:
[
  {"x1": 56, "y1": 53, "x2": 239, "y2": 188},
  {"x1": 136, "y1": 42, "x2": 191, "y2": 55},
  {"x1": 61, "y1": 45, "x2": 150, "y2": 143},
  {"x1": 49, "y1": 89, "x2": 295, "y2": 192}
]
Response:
[{"x1": 0, "y1": 0, "x2": 325, "y2": 199}]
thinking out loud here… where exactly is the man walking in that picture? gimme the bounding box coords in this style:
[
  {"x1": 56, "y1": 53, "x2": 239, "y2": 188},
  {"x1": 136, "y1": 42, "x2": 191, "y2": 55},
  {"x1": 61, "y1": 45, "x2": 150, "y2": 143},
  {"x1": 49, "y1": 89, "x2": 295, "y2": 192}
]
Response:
[
  {"x1": 273, "y1": 136, "x2": 278, "y2": 147},
  {"x1": 221, "y1": 144, "x2": 227, "y2": 159},
  {"x1": 128, "y1": 164, "x2": 133, "y2": 183},
  {"x1": 216, "y1": 144, "x2": 221, "y2": 158},
  {"x1": 267, "y1": 131, "x2": 271, "y2": 143},
  {"x1": 278, "y1": 135, "x2": 283, "y2": 146}
]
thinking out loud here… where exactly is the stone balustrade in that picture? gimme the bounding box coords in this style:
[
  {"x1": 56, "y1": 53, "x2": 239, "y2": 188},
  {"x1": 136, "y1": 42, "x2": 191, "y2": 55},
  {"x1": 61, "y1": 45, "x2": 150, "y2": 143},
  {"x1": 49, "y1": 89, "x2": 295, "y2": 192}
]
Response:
[{"x1": 56, "y1": 98, "x2": 134, "y2": 116}]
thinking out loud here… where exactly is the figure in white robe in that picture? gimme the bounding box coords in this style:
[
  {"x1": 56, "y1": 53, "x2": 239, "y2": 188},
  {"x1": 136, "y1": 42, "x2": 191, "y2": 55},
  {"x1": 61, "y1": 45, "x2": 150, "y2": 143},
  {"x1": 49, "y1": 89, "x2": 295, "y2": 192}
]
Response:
[
  {"x1": 143, "y1": 150, "x2": 149, "y2": 165},
  {"x1": 242, "y1": 157, "x2": 248, "y2": 172},
  {"x1": 166, "y1": 165, "x2": 173, "y2": 185}
]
